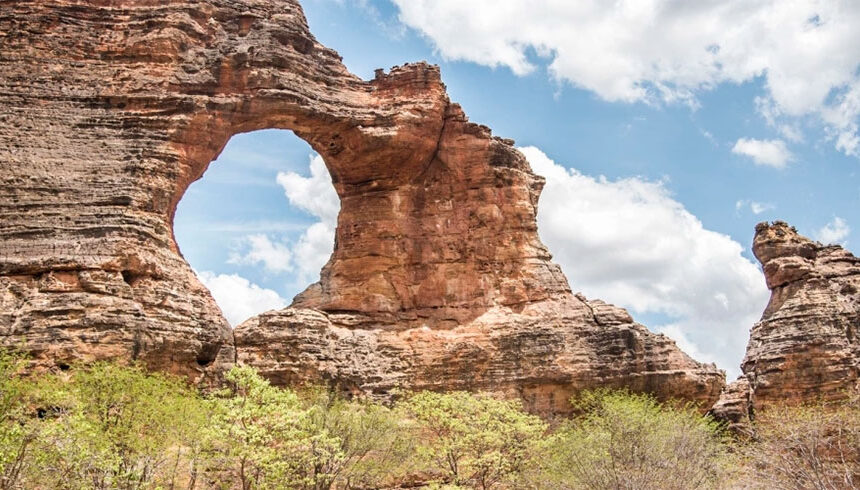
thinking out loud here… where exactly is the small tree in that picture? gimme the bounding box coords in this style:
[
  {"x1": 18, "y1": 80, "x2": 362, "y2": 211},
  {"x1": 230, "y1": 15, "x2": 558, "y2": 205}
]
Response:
[
  {"x1": 32, "y1": 362, "x2": 205, "y2": 490},
  {"x1": 399, "y1": 391, "x2": 547, "y2": 489},
  {"x1": 298, "y1": 388, "x2": 416, "y2": 490},
  {"x1": 540, "y1": 389, "x2": 728, "y2": 490},
  {"x1": 738, "y1": 396, "x2": 860, "y2": 490},
  {"x1": 203, "y1": 366, "x2": 337, "y2": 489}
]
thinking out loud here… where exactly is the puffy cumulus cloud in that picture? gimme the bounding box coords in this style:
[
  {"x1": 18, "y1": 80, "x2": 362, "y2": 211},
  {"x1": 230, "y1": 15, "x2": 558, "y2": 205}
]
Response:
[
  {"x1": 732, "y1": 138, "x2": 794, "y2": 168},
  {"x1": 196, "y1": 271, "x2": 287, "y2": 326},
  {"x1": 225, "y1": 155, "x2": 338, "y2": 284},
  {"x1": 198, "y1": 154, "x2": 339, "y2": 325},
  {"x1": 393, "y1": 0, "x2": 860, "y2": 156},
  {"x1": 521, "y1": 146, "x2": 769, "y2": 376},
  {"x1": 814, "y1": 217, "x2": 850, "y2": 245},
  {"x1": 276, "y1": 154, "x2": 340, "y2": 284},
  {"x1": 228, "y1": 234, "x2": 293, "y2": 273}
]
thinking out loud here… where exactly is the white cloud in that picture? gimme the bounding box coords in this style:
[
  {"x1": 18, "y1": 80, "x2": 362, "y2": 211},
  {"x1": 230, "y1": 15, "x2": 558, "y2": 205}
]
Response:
[
  {"x1": 822, "y1": 84, "x2": 860, "y2": 156},
  {"x1": 277, "y1": 154, "x2": 340, "y2": 226},
  {"x1": 228, "y1": 234, "x2": 293, "y2": 273},
  {"x1": 732, "y1": 138, "x2": 794, "y2": 168},
  {"x1": 749, "y1": 202, "x2": 772, "y2": 215},
  {"x1": 814, "y1": 217, "x2": 850, "y2": 245},
  {"x1": 735, "y1": 199, "x2": 775, "y2": 215},
  {"x1": 196, "y1": 154, "x2": 339, "y2": 325},
  {"x1": 222, "y1": 154, "x2": 339, "y2": 284},
  {"x1": 754, "y1": 96, "x2": 806, "y2": 144},
  {"x1": 276, "y1": 154, "x2": 340, "y2": 284},
  {"x1": 393, "y1": 0, "x2": 860, "y2": 156},
  {"x1": 196, "y1": 271, "x2": 287, "y2": 326},
  {"x1": 521, "y1": 146, "x2": 769, "y2": 376},
  {"x1": 290, "y1": 222, "x2": 335, "y2": 284}
]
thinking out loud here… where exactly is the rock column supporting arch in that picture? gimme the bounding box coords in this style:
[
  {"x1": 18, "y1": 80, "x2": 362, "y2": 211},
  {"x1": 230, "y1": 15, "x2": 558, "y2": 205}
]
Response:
[{"x1": 0, "y1": 0, "x2": 724, "y2": 409}]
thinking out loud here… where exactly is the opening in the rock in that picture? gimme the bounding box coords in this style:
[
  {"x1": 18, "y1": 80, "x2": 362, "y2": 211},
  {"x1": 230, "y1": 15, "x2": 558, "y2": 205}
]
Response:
[{"x1": 174, "y1": 129, "x2": 339, "y2": 326}]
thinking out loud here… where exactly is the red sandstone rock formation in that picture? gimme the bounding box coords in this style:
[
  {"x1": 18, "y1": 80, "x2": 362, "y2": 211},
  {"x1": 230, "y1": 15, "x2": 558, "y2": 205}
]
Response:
[
  {"x1": 712, "y1": 221, "x2": 859, "y2": 427},
  {"x1": 0, "y1": 0, "x2": 723, "y2": 408}
]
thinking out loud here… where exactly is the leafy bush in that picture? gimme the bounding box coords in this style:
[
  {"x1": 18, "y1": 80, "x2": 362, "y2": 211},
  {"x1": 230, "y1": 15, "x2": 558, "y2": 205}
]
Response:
[
  {"x1": 31, "y1": 362, "x2": 207, "y2": 490},
  {"x1": 400, "y1": 390, "x2": 547, "y2": 489},
  {"x1": 25, "y1": 347, "x2": 860, "y2": 490},
  {"x1": 204, "y1": 367, "x2": 413, "y2": 490},
  {"x1": 203, "y1": 365, "x2": 324, "y2": 489},
  {"x1": 537, "y1": 389, "x2": 729, "y2": 490},
  {"x1": 737, "y1": 395, "x2": 860, "y2": 490},
  {"x1": 298, "y1": 388, "x2": 415, "y2": 489}
]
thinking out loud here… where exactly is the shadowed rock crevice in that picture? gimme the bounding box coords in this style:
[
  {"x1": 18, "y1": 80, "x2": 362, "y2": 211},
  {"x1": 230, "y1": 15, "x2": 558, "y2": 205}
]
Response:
[{"x1": 1, "y1": 0, "x2": 724, "y2": 409}]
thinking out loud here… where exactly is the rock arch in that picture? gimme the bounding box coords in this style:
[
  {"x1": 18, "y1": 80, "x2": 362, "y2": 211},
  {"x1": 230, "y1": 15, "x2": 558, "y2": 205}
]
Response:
[{"x1": 0, "y1": 0, "x2": 723, "y2": 409}]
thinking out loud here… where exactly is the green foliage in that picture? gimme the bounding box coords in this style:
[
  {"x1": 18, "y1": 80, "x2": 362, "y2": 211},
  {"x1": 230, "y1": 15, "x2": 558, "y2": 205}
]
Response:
[
  {"x1": 0, "y1": 349, "x2": 38, "y2": 490},
  {"x1": 537, "y1": 389, "x2": 729, "y2": 490},
  {"x1": 298, "y1": 388, "x2": 415, "y2": 489},
  {"x1": 205, "y1": 367, "x2": 412, "y2": 490},
  {"x1": 737, "y1": 395, "x2": 860, "y2": 490},
  {"x1": 32, "y1": 362, "x2": 207, "y2": 490},
  {"x1": 204, "y1": 365, "x2": 317, "y2": 489},
  {"x1": 19, "y1": 347, "x2": 842, "y2": 490},
  {"x1": 400, "y1": 390, "x2": 547, "y2": 489}
]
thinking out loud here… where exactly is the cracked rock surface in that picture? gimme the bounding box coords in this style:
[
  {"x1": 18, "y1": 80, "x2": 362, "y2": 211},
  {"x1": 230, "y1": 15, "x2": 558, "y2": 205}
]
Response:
[
  {"x1": 1, "y1": 0, "x2": 723, "y2": 409},
  {"x1": 712, "y1": 221, "x2": 860, "y2": 427}
]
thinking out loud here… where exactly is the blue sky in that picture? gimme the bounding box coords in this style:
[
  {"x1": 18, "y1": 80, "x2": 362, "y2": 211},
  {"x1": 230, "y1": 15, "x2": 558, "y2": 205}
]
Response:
[{"x1": 175, "y1": 0, "x2": 860, "y2": 377}]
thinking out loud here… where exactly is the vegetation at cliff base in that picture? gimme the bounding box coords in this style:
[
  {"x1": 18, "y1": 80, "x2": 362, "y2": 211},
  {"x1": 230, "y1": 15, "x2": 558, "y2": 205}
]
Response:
[
  {"x1": 1, "y1": 349, "x2": 858, "y2": 489},
  {"x1": 734, "y1": 395, "x2": 860, "y2": 489},
  {"x1": 531, "y1": 389, "x2": 729, "y2": 489}
]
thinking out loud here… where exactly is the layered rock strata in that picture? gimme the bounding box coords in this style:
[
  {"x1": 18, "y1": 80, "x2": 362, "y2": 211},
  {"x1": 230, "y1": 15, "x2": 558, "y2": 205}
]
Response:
[
  {"x1": 236, "y1": 297, "x2": 723, "y2": 414},
  {"x1": 0, "y1": 0, "x2": 723, "y2": 408},
  {"x1": 712, "y1": 221, "x2": 860, "y2": 426}
]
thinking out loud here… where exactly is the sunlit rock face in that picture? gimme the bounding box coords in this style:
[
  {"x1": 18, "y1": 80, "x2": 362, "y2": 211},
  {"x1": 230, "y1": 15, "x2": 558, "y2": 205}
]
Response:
[
  {"x1": 712, "y1": 221, "x2": 860, "y2": 427},
  {"x1": 0, "y1": 0, "x2": 723, "y2": 409}
]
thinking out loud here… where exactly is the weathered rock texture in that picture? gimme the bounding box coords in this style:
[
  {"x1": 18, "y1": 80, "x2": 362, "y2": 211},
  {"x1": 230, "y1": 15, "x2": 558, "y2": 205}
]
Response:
[
  {"x1": 236, "y1": 297, "x2": 724, "y2": 413},
  {"x1": 712, "y1": 221, "x2": 860, "y2": 426},
  {"x1": 1, "y1": 0, "x2": 723, "y2": 408}
]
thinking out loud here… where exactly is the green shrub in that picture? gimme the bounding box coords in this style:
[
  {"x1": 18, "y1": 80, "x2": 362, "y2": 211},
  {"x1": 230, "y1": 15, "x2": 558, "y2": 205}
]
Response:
[
  {"x1": 538, "y1": 389, "x2": 728, "y2": 490},
  {"x1": 4, "y1": 349, "x2": 781, "y2": 490},
  {"x1": 400, "y1": 390, "x2": 547, "y2": 489},
  {"x1": 30, "y1": 362, "x2": 206, "y2": 490},
  {"x1": 203, "y1": 365, "x2": 319, "y2": 489},
  {"x1": 203, "y1": 367, "x2": 414, "y2": 490},
  {"x1": 298, "y1": 388, "x2": 416, "y2": 489}
]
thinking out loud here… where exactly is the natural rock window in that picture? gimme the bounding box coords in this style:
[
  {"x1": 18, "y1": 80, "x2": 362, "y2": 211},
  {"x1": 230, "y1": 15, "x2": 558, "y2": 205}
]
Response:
[
  {"x1": 0, "y1": 0, "x2": 725, "y2": 409},
  {"x1": 174, "y1": 129, "x2": 339, "y2": 326}
]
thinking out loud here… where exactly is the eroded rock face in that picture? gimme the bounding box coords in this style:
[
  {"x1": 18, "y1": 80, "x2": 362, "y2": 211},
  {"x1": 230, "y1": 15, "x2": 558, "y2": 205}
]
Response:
[
  {"x1": 714, "y1": 221, "x2": 860, "y2": 425},
  {"x1": 0, "y1": 0, "x2": 723, "y2": 407},
  {"x1": 236, "y1": 297, "x2": 723, "y2": 414},
  {"x1": 709, "y1": 377, "x2": 753, "y2": 436}
]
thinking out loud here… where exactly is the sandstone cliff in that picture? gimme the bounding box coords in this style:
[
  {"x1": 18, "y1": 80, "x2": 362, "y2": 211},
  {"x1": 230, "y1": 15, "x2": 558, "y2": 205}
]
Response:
[
  {"x1": 712, "y1": 221, "x2": 860, "y2": 427},
  {"x1": 0, "y1": 0, "x2": 723, "y2": 409}
]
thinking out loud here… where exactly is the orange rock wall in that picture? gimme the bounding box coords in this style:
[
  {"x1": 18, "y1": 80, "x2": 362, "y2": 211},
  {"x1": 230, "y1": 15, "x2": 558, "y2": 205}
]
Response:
[{"x1": 0, "y1": 0, "x2": 724, "y2": 409}]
